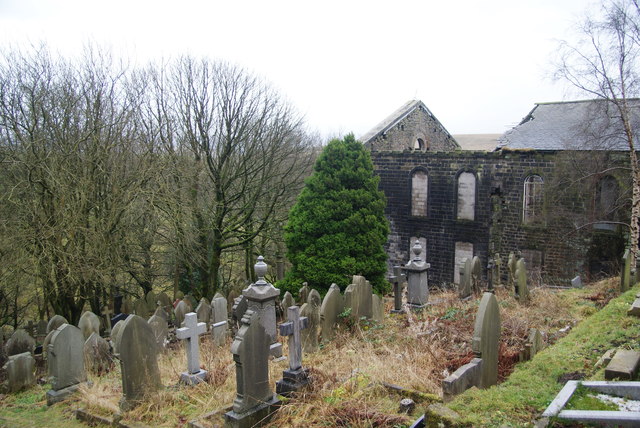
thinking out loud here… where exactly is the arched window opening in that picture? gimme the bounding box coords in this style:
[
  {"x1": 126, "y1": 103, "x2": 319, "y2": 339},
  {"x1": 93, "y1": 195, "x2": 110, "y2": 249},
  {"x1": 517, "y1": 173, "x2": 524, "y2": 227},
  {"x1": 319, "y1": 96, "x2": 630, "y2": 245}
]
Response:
[
  {"x1": 597, "y1": 175, "x2": 619, "y2": 221},
  {"x1": 523, "y1": 175, "x2": 544, "y2": 224},
  {"x1": 414, "y1": 138, "x2": 425, "y2": 150},
  {"x1": 411, "y1": 169, "x2": 428, "y2": 216},
  {"x1": 457, "y1": 172, "x2": 476, "y2": 220}
]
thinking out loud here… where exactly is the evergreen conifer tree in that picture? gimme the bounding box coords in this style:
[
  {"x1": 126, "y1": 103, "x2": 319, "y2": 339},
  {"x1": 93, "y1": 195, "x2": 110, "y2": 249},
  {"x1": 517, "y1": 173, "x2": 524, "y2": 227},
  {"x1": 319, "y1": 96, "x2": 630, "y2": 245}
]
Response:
[{"x1": 281, "y1": 134, "x2": 389, "y2": 295}]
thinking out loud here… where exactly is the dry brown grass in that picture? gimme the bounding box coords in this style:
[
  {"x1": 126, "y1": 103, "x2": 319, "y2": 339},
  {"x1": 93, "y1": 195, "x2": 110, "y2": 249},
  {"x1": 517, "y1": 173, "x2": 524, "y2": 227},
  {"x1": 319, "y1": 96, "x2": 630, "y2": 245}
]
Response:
[{"x1": 72, "y1": 279, "x2": 618, "y2": 427}]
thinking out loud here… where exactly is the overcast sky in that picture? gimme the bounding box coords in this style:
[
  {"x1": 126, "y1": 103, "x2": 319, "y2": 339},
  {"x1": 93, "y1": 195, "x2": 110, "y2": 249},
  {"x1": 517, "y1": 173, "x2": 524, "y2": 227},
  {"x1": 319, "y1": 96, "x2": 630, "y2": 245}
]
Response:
[{"x1": 0, "y1": 0, "x2": 597, "y2": 138}]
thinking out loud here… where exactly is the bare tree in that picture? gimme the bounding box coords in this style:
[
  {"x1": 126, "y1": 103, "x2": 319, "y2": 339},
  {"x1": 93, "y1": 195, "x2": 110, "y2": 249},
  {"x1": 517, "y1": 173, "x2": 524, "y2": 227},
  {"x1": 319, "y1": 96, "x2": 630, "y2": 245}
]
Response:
[
  {"x1": 148, "y1": 57, "x2": 314, "y2": 298},
  {"x1": 555, "y1": 0, "x2": 640, "y2": 265}
]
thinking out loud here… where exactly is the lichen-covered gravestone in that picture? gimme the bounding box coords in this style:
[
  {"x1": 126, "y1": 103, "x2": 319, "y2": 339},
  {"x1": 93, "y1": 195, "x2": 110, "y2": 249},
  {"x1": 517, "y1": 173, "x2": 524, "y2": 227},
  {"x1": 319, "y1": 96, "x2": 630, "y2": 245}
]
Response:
[
  {"x1": 515, "y1": 258, "x2": 529, "y2": 303},
  {"x1": 320, "y1": 284, "x2": 343, "y2": 342},
  {"x1": 344, "y1": 275, "x2": 373, "y2": 320},
  {"x1": 176, "y1": 312, "x2": 207, "y2": 385},
  {"x1": 83, "y1": 332, "x2": 112, "y2": 375},
  {"x1": 195, "y1": 298, "x2": 212, "y2": 328},
  {"x1": 458, "y1": 258, "x2": 472, "y2": 299},
  {"x1": 472, "y1": 292, "x2": 501, "y2": 388},
  {"x1": 225, "y1": 310, "x2": 280, "y2": 427},
  {"x1": 117, "y1": 315, "x2": 162, "y2": 410},
  {"x1": 211, "y1": 293, "x2": 228, "y2": 346},
  {"x1": 3, "y1": 352, "x2": 36, "y2": 393},
  {"x1": 174, "y1": 300, "x2": 189, "y2": 328},
  {"x1": 46, "y1": 315, "x2": 68, "y2": 334},
  {"x1": 471, "y1": 256, "x2": 482, "y2": 292},
  {"x1": 281, "y1": 292, "x2": 294, "y2": 321},
  {"x1": 78, "y1": 311, "x2": 100, "y2": 340},
  {"x1": 298, "y1": 283, "x2": 310, "y2": 306},
  {"x1": 147, "y1": 314, "x2": 168, "y2": 350},
  {"x1": 372, "y1": 294, "x2": 384, "y2": 323},
  {"x1": 4, "y1": 329, "x2": 35, "y2": 357},
  {"x1": 301, "y1": 290, "x2": 321, "y2": 353},
  {"x1": 47, "y1": 324, "x2": 86, "y2": 405}
]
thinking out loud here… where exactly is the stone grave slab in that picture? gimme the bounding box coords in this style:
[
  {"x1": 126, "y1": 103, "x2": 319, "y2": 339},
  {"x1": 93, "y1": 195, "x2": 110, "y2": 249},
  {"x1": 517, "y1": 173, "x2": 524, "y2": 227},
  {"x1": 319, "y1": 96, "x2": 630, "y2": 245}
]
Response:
[
  {"x1": 83, "y1": 332, "x2": 112, "y2": 375},
  {"x1": 605, "y1": 350, "x2": 640, "y2": 380},
  {"x1": 442, "y1": 358, "x2": 483, "y2": 401},
  {"x1": 4, "y1": 329, "x2": 35, "y2": 357},
  {"x1": 47, "y1": 324, "x2": 87, "y2": 405},
  {"x1": 628, "y1": 299, "x2": 640, "y2": 317},
  {"x1": 3, "y1": 352, "x2": 36, "y2": 393}
]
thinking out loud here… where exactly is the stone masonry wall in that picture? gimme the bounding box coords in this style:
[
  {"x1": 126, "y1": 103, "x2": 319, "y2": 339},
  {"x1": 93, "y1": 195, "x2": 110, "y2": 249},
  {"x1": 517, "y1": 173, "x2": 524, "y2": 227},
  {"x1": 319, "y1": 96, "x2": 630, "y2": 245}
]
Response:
[{"x1": 372, "y1": 149, "x2": 591, "y2": 286}]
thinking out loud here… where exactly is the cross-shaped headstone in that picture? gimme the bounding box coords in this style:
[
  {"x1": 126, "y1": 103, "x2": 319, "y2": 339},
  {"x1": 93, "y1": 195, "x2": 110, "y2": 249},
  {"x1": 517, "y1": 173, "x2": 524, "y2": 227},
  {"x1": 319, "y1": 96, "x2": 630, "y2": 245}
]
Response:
[
  {"x1": 389, "y1": 265, "x2": 406, "y2": 313},
  {"x1": 176, "y1": 312, "x2": 206, "y2": 374},
  {"x1": 101, "y1": 306, "x2": 113, "y2": 334},
  {"x1": 278, "y1": 306, "x2": 308, "y2": 371}
]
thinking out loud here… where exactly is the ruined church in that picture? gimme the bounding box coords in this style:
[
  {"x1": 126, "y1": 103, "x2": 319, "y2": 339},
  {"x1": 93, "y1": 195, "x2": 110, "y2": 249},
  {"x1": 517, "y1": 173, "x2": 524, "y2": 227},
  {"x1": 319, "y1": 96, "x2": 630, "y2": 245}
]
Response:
[{"x1": 363, "y1": 99, "x2": 635, "y2": 286}]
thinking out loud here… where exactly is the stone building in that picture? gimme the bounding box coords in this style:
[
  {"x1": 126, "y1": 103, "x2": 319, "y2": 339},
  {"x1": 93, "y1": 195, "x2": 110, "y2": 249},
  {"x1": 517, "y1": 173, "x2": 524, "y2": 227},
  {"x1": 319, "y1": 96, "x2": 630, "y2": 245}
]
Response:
[{"x1": 365, "y1": 99, "x2": 634, "y2": 286}]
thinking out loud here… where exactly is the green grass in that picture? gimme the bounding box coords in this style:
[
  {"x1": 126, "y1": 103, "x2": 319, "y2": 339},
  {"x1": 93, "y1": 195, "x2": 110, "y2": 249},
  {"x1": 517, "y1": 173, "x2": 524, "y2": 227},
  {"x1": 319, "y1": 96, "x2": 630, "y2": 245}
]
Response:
[
  {"x1": 564, "y1": 384, "x2": 619, "y2": 411},
  {"x1": 447, "y1": 284, "x2": 640, "y2": 427},
  {"x1": 0, "y1": 384, "x2": 88, "y2": 428}
]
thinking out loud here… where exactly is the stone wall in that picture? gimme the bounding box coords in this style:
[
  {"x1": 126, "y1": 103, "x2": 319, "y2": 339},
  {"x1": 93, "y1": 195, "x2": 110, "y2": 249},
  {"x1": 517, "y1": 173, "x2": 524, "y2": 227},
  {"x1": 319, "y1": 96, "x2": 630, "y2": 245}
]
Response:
[{"x1": 372, "y1": 149, "x2": 627, "y2": 286}]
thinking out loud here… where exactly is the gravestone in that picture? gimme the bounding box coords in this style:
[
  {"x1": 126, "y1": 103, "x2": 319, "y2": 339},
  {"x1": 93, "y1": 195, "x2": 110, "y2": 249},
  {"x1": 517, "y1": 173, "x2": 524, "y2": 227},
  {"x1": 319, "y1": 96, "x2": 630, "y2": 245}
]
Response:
[
  {"x1": 83, "y1": 332, "x2": 112, "y2": 375},
  {"x1": 372, "y1": 294, "x2": 384, "y2": 323},
  {"x1": 225, "y1": 310, "x2": 280, "y2": 427},
  {"x1": 300, "y1": 292, "x2": 320, "y2": 353},
  {"x1": 183, "y1": 294, "x2": 197, "y2": 311},
  {"x1": 3, "y1": 352, "x2": 36, "y2": 393},
  {"x1": 133, "y1": 298, "x2": 148, "y2": 318},
  {"x1": 46, "y1": 315, "x2": 68, "y2": 334},
  {"x1": 471, "y1": 256, "x2": 482, "y2": 292},
  {"x1": 281, "y1": 292, "x2": 294, "y2": 321},
  {"x1": 515, "y1": 258, "x2": 529, "y2": 303},
  {"x1": 145, "y1": 290, "x2": 157, "y2": 314},
  {"x1": 344, "y1": 275, "x2": 373, "y2": 320},
  {"x1": 211, "y1": 294, "x2": 228, "y2": 346},
  {"x1": 523, "y1": 328, "x2": 544, "y2": 361},
  {"x1": 47, "y1": 324, "x2": 87, "y2": 405},
  {"x1": 571, "y1": 276, "x2": 582, "y2": 288},
  {"x1": 153, "y1": 306, "x2": 169, "y2": 322},
  {"x1": 458, "y1": 258, "x2": 472, "y2": 299},
  {"x1": 494, "y1": 254, "x2": 502, "y2": 287},
  {"x1": 227, "y1": 290, "x2": 240, "y2": 314},
  {"x1": 621, "y1": 249, "x2": 631, "y2": 291},
  {"x1": 147, "y1": 315, "x2": 169, "y2": 350},
  {"x1": 389, "y1": 266, "x2": 406, "y2": 313},
  {"x1": 472, "y1": 292, "x2": 501, "y2": 388},
  {"x1": 101, "y1": 306, "x2": 113, "y2": 335},
  {"x1": 508, "y1": 252, "x2": 517, "y2": 291},
  {"x1": 157, "y1": 291, "x2": 173, "y2": 312},
  {"x1": 4, "y1": 329, "x2": 35, "y2": 357},
  {"x1": 174, "y1": 300, "x2": 189, "y2": 328},
  {"x1": 36, "y1": 320, "x2": 48, "y2": 343},
  {"x1": 276, "y1": 306, "x2": 310, "y2": 395},
  {"x1": 404, "y1": 241, "x2": 430, "y2": 309},
  {"x1": 195, "y1": 298, "x2": 212, "y2": 328},
  {"x1": 110, "y1": 313, "x2": 129, "y2": 334},
  {"x1": 110, "y1": 320, "x2": 125, "y2": 355},
  {"x1": 298, "y1": 283, "x2": 310, "y2": 306},
  {"x1": 241, "y1": 256, "x2": 282, "y2": 358},
  {"x1": 122, "y1": 297, "x2": 133, "y2": 314},
  {"x1": 117, "y1": 315, "x2": 162, "y2": 410},
  {"x1": 176, "y1": 312, "x2": 207, "y2": 385},
  {"x1": 320, "y1": 284, "x2": 343, "y2": 342},
  {"x1": 78, "y1": 311, "x2": 100, "y2": 340}
]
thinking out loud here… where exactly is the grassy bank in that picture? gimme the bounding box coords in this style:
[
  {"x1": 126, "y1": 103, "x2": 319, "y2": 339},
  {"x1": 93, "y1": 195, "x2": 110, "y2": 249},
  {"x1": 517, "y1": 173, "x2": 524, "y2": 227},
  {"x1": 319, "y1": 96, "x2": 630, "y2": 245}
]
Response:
[{"x1": 448, "y1": 283, "x2": 640, "y2": 427}]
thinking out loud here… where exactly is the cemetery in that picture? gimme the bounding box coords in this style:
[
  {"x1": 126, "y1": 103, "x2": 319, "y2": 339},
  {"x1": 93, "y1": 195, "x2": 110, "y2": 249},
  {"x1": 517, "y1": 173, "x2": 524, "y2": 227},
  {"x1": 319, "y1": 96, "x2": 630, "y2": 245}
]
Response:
[{"x1": 1, "y1": 258, "x2": 639, "y2": 427}]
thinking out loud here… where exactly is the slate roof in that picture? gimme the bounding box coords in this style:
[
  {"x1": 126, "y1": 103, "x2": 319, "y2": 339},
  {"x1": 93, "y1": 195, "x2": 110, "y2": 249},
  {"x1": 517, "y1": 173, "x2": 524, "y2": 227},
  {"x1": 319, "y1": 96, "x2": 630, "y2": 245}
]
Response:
[
  {"x1": 497, "y1": 99, "x2": 640, "y2": 151},
  {"x1": 360, "y1": 99, "x2": 458, "y2": 146}
]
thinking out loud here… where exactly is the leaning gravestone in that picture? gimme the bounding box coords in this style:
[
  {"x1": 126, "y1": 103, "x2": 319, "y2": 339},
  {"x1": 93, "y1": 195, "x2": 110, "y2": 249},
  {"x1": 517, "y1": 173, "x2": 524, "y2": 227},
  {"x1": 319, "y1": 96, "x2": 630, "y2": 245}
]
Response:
[
  {"x1": 117, "y1": 315, "x2": 162, "y2": 410},
  {"x1": 515, "y1": 258, "x2": 529, "y2": 303},
  {"x1": 281, "y1": 292, "x2": 294, "y2": 321},
  {"x1": 147, "y1": 315, "x2": 169, "y2": 350},
  {"x1": 300, "y1": 291, "x2": 321, "y2": 353},
  {"x1": 83, "y1": 332, "x2": 112, "y2": 375},
  {"x1": 176, "y1": 312, "x2": 207, "y2": 385},
  {"x1": 195, "y1": 298, "x2": 212, "y2": 328},
  {"x1": 78, "y1": 311, "x2": 100, "y2": 340},
  {"x1": 276, "y1": 306, "x2": 310, "y2": 395},
  {"x1": 46, "y1": 315, "x2": 68, "y2": 334},
  {"x1": 4, "y1": 329, "x2": 35, "y2": 357},
  {"x1": 174, "y1": 300, "x2": 189, "y2": 328},
  {"x1": 225, "y1": 310, "x2": 280, "y2": 427},
  {"x1": 4, "y1": 352, "x2": 36, "y2": 393},
  {"x1": 211, "y1": 294, "x2": 229, "y2": 346},
  {"x1": 47, "y1": 324, "x2": 86, "y2": 405},
  {"x1": 320, "y1": 284, "x2": 343, "y2": 342},
  {"x1": 472, "y1": 292, "x2": 501, "y2": 388}
]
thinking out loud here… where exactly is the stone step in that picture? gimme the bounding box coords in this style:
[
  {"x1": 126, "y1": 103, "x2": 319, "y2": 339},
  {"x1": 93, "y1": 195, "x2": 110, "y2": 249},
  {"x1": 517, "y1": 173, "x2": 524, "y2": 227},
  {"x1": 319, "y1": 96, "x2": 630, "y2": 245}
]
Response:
[
  {"x1": 605, "y1": 350, "x2": 640, "y2": 380},
  {"x1": 628, "y1": 298, "x2": 640, "y2": 317}
]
